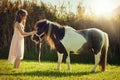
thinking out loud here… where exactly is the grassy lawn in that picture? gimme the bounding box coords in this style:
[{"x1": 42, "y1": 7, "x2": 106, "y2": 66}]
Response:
[{"x1": 0, "y1": 59, "x2": 120, "y2": 80}]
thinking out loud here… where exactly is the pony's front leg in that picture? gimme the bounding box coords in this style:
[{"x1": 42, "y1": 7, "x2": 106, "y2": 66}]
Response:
[
  {"x1": 57, "y1": 52, "x2": 63, "y2": 70},
  {"x1": 66, "y1": 53, "x2": 71, "y2": 70}
]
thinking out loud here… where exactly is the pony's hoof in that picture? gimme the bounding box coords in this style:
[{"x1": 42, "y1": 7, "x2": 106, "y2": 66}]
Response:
[
  {"x1": 54, "y1": 69, "x2": 60, "y2": 71},
  {"x1": 68, "y1": 68, "x2": 71, "y2": 71},
  {"x1": 102, "y1": 69, "x2": 107, "y2": 72},
  {"x1": 56, "y1": 68, "x2": 61, "y2": 71},
  {"x1": 68, "y1": 69, "x2": 72, "y2": 72},
  {"x1": 91, "y1": 70, "x2": 96, "y2": 73}
]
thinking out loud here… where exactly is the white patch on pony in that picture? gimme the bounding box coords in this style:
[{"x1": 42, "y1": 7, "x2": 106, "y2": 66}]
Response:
[{"x1": 61, "y1": 26, "x2": 87, "y2": 54}]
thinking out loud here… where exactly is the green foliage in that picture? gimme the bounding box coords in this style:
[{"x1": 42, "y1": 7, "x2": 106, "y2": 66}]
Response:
[
  {"x1": 0, "y1": 59, "x2": 120, "y2": 80},
  {"x1": 0, "y1": 0, "x2": 120, "y2": 64}
]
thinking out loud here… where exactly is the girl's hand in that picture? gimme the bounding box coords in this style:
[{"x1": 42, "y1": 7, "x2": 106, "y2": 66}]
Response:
[{"x1": 32, "y1": 31, "x2": 37, "y2": 34}]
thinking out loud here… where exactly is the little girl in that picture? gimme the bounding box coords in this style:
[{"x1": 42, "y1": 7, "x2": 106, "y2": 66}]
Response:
[{"x1": 8, "y1": 9, "x2": 36, "y2": 68}]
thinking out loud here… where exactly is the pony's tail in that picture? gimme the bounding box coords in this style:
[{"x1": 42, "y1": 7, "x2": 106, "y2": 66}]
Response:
[{"x1": 99, "y1": 33, "x2": 109, "y2": 71}]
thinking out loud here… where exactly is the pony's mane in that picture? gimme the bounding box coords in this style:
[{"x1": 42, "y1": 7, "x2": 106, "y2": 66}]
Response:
[
  {"x1": 34, "y1": 19, "x2": 47, "y2": 30},
  {"x1": 46, "y1": 20, "x2": 65, "y2": 50},
  {"x1": 46, "y1": 21, "x2": 62, "y2": 49},
  {"x1": 51, "y1": 22, "x2": 62, "y2": 28},
  {"x1": 46, "y1": 36, "x2": 55, "y2": 49}
]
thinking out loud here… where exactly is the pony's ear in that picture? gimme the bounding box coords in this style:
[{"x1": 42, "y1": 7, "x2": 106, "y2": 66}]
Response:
[{"x1": 34, "y1": 19, "x2": 48, "y2": 31}]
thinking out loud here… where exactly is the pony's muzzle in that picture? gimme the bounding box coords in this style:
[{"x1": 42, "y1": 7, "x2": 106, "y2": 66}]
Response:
[{"x1": 31, "y1": 34, "x2": 39, "y2": 44}]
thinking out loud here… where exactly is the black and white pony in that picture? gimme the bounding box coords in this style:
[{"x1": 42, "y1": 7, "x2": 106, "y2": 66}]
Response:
[{"x1": 31, "y1": 19, "x2": 109, "y2": 72}]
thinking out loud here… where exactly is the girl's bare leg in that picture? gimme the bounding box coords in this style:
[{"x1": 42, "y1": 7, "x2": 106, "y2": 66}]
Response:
[{"x1": 14, "y1": 57, "x2": 21, "y2": 68}]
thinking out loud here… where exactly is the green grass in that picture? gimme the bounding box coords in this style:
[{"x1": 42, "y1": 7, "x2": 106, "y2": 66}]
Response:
[{"x1": 0, "y1": 59, "x2": 120, "y2": 80}]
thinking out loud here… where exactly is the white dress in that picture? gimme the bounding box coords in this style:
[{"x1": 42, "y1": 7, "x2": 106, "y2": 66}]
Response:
[{"x1": 8, "y1": 22, "x2": 24, "y2": 63}]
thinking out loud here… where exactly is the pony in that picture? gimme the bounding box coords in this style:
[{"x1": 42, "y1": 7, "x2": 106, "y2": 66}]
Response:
[{"x1": 31, "y1": 19, "x2": 109, "y2": 72}]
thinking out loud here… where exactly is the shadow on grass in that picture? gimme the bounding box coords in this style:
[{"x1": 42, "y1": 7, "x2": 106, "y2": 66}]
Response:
[{"x1": 0, "y1": 70, "x2": 101, "y2": 77}]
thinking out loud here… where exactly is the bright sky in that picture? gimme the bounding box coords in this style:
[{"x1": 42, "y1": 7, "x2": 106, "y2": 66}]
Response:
[{"x1": 38, "y1": 0, "x2": 120, "y2": 16}]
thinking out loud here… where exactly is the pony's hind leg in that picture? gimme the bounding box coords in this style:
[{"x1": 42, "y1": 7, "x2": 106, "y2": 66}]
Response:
[
  {"x1": 57, "y1": 52, "x2": 63, "y2": 70},
  {"x1": 66, "y1": 53, "x2": 71, "y2": 70},
  {"x1": 91, "y1": 51, "x2": 101, "y2": 72}
]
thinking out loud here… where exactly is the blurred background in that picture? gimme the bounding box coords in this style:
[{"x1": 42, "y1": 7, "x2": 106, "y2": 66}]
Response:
[{"x1": 0, "y1": 0, "x2": 120, "y2": 64}]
